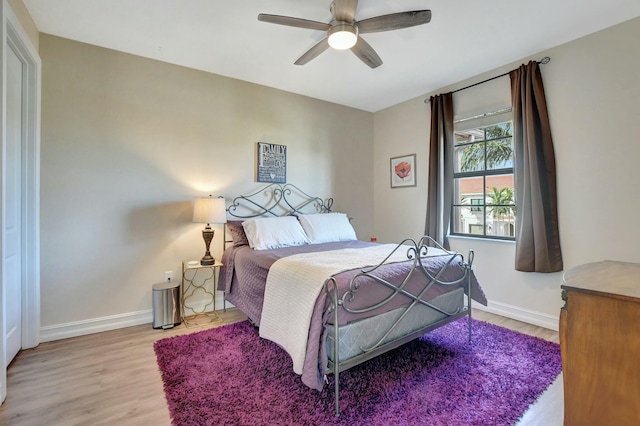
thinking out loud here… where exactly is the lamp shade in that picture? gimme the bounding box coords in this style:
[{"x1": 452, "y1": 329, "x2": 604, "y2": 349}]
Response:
[{"x1": 192, "y1": 196, "x2": 227, "y2": 224}]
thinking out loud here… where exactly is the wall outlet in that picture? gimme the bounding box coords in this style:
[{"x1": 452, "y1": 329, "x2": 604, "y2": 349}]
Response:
[{"x1": 165, "y1": 271, "x2": 173, "y2": 282}]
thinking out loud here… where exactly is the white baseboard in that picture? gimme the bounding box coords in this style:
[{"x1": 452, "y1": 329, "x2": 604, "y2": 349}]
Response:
[
  {"x1": 40, "y1": 296, "x2": 556, "y2": 343},
  {"x1": 473, "y1": 300, "x2": 559, "y2": 331},
  {"x1": 40, "y1": 295, "x2": 227, "y2": 343},
  {"x1": 40, "y1": 310, "x2": 154, "y2": 343}
]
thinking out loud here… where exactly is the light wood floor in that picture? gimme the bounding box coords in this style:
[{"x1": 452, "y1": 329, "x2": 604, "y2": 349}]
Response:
[{"x1": 0, "y1": 309, "x2": 562, "y2": 426}]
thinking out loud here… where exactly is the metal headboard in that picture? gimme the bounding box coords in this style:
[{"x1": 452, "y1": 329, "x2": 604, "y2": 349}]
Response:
[{"x1": 226, "y1": 183, "x2": 333, "y2": 219}]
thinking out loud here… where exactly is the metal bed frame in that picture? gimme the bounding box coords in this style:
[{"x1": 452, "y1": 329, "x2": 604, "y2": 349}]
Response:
[
  {"x1": 226, "y1": 183, "x2": 475, "y2": 417},
  {"x1": 227, "y1": 183, "x2": 333, "y2": 218},
  {"x1": 324, "y1": 235, "x2": 473, "y2": 416}
]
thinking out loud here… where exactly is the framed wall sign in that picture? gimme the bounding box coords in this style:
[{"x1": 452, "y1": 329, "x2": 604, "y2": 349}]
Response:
[
  {"x1": 390, "y1": 154, "x2": 416, "y2": 188},
  {"x1": 256, "y1": 142, "x2": 287, "y2": 183}
]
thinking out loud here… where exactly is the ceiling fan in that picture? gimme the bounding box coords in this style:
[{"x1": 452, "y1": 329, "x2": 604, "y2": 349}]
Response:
[{"x1": 258, "y1": 0, "x2": 431, "y2": 69}]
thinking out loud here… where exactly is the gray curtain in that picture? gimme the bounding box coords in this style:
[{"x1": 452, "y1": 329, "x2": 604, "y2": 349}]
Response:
[
  {"x1": 510, "y1": 61, "x2": 563, "y2": 272},
  {"x1": 425, "y1": 93, "x2": 454, "y2": 249}
]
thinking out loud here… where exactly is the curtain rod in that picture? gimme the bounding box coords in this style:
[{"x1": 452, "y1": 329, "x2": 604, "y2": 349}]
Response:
[{"x1": 423, "y1": 56, "x2": 550, "y2": 104}]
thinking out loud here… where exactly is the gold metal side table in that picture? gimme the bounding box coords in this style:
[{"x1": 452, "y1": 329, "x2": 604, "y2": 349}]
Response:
[{"x1": 181, "y1": 260, "x2": 223, "y2": 327}]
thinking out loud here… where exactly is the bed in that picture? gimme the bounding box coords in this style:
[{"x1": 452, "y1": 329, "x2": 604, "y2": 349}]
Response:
[{"x1": 218, "y1": 184, "x2": 487, "y2": 416}]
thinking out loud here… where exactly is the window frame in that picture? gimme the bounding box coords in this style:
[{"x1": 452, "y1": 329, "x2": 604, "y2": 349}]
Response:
[{"x1": 450, "y1": 121, "x2": 516, "y2": 241}]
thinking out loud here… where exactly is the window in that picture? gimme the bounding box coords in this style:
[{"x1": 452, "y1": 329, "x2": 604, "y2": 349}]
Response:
[
  {"x1": 470, "y1": 198, "x2": 483, "y2": 212},
  {"x1": 451, "y1": 121, "x2": 515, "y2": 239}
]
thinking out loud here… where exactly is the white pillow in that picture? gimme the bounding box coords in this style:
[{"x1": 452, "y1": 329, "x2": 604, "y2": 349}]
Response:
[
  {"x1": 242, "y1": 216, "x2": 310, "y2": 250},
  {"x1": 297, "y1": 213, "x2": 357, "y2": 244}
]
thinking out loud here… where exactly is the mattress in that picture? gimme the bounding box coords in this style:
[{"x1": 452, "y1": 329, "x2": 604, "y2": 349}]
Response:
[{"x1": 326, "y1": 287, "x2": 464, "y2": 362}]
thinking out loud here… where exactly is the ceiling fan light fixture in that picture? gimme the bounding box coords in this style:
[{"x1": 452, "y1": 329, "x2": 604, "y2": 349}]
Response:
[{"x1": 328, "y1": 23, "x2": 358, "y2": 50}]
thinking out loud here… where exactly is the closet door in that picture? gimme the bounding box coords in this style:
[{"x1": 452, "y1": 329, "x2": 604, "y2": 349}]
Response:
[{"x1": 4, "y1": 42, "x2": 24, "y2": 366}]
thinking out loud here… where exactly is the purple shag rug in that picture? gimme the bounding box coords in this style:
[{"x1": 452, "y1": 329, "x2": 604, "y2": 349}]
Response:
[{"x1": 154, "y1": 318, "x2": 560, "y2": 426}]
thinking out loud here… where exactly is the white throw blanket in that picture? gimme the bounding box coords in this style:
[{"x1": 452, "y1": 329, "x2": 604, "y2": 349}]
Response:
[{"x1": 259, "y1": 244, "x2": 445, "y2": 374}]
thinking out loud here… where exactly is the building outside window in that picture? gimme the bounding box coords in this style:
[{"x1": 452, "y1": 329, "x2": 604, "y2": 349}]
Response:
[{"x1": 451, "y1": 121, "x2": 515, "y2": 239}]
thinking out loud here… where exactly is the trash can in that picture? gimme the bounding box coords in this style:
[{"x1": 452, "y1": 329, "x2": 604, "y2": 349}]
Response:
[{"x1": 152, "y1": 281, "x2": 181, "y2": 329}]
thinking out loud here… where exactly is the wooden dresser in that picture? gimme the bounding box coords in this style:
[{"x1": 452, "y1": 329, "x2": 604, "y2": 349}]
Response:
[{"x1": 560, "y1": 261, "x2": 640, "y2": 425}]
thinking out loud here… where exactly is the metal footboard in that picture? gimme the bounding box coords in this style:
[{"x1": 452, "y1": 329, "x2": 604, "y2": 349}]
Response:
[{"x1": 323, "y1": 236, "x2": 474, "y2": 417}]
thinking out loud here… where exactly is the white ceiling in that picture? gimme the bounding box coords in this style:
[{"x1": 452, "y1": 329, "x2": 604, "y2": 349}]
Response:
[{"x1": 22, "y1": 0, "x2": 640, "y2": 112}]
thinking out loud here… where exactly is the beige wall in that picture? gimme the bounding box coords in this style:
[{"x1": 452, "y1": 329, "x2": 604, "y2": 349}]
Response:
[
  {"x1": 373, "y1": 17, "x2": 640, "y2": 329},
  {"x1": 40, "y1": 34, "x2": 373, "y2": 329},
  {"x1": 36, "y1": 15, "x2": 640, "y2": 334}
]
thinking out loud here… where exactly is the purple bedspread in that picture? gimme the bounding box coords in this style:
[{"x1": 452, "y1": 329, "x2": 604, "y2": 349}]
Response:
[
  {"x1": 219, "y1": 241, "x2": 378, "y2": 325},
  {"x1": 218, "y1": 241, "x2": 487, "y2": 391}
]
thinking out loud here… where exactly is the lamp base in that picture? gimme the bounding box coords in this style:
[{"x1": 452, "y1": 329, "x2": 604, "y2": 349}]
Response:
[{"x1": 200, "y1": 226, "x2": 216, "y2": 266}]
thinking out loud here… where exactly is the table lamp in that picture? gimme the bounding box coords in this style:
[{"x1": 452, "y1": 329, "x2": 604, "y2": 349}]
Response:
[{"x1": 192, "y1": 195, "x2": 227, "y2": 265}]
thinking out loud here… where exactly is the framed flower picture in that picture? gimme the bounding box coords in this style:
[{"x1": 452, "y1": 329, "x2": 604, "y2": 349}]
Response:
[{"x1": 390, "y1": 154, "x2": 416, "y2": 188}]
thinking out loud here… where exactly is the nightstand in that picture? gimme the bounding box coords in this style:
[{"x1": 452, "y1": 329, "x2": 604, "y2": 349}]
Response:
[{"x1": 181, "y1": 260, "x2": 223, "y2": 326}]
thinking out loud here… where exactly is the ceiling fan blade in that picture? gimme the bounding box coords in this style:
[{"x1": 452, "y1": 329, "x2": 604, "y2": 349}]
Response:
[
  {"x1": 258, "y1": 14, "x2": 331, "y2": 31},
  {"x1": 294, "y1": 37, "x2": 330, "y2": 66},
  {"x1": 351, "y1": 36, "x2": 382, "y2": 68},
  {"x1": 357, "y1": 10, "x2": 431, "y2": 34},
  {"x1": 332, "y1": 0, "x2": 358, "y2": 22}
]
